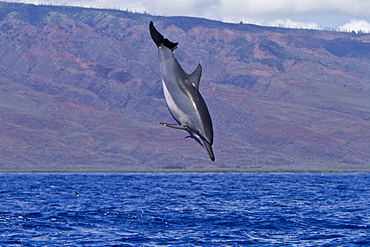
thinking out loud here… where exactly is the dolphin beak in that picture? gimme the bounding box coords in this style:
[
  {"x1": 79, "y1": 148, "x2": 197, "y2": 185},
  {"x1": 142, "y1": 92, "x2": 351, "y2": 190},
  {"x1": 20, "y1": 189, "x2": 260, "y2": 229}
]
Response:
[{"x1": 200, "y1": 138, "x2": 215, "y2": 162}]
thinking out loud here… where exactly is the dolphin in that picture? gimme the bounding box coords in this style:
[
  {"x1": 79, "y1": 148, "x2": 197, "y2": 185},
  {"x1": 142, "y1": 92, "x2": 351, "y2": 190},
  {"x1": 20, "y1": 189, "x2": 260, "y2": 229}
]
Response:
[{"x1": 149, "y1": 21, "x2": 215, "y2": 161}]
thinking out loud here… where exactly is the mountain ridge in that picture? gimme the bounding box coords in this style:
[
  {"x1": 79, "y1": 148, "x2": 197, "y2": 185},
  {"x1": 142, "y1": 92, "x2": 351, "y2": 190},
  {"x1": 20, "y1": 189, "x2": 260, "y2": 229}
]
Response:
[{"x1": 1, "y1": 2, "x2": 370, "y2": 172}]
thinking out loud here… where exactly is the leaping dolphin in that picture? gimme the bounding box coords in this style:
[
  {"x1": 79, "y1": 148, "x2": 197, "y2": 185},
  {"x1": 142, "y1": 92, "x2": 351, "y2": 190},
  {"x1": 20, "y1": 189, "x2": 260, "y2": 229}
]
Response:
[{"x1": 149, "y1": 21, "x2": 215, "y2": 161}]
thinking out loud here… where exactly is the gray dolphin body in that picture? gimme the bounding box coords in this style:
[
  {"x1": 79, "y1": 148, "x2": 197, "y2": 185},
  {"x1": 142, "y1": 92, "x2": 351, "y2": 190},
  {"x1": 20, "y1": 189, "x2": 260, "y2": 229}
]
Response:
[{"x1": 149, "y1": 21, "x2": 215, "y2": 161}]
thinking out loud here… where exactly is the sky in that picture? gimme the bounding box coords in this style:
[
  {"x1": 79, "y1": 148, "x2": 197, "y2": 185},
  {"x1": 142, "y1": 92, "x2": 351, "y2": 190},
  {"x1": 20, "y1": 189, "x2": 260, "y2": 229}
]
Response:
[{"x1": 7, "y1": 0, "x2": 370, "y2": 32}]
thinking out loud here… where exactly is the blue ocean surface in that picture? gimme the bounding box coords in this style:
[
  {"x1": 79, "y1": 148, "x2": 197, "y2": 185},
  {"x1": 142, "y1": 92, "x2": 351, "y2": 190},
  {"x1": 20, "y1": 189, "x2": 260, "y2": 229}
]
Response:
[{"x1": 0, "y1": 173, "x2": 369, "y2": 246}]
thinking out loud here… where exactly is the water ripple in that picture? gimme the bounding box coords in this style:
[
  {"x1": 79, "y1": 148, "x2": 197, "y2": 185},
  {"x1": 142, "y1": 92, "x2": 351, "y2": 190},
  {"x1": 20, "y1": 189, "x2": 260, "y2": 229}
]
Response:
[{"x1": 0, "y1": 173, "x2": 369, "y2": 246}]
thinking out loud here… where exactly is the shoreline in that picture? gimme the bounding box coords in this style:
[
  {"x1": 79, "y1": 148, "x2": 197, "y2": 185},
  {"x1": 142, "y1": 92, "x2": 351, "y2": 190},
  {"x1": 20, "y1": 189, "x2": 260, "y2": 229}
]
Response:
[{"x1": 1, "y1": 166, "x2": 370, "y2": 173}]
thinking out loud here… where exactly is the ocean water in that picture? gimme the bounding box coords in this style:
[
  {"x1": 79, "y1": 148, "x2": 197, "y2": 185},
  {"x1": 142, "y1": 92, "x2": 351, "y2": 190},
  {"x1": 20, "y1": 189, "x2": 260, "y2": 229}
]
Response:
[{"x1": 0, "y1": 173, "x2": 369, "y2": 246}]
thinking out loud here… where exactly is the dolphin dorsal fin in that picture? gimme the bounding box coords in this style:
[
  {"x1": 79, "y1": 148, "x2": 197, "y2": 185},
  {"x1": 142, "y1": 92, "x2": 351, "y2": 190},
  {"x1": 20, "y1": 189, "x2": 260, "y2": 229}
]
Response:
[{"x1": 189, "y1": 64, "x2": 202, "y2": 90}]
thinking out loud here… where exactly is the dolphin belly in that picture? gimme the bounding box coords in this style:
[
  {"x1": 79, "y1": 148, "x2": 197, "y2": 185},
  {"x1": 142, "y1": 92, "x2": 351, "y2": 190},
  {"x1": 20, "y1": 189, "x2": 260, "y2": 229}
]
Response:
[
  {"x1": 162, "y1": 74, "x2": 213, "y2": 148},
  {"x1": 162, "y1": 80, "x2": 190, "y2": 124}
]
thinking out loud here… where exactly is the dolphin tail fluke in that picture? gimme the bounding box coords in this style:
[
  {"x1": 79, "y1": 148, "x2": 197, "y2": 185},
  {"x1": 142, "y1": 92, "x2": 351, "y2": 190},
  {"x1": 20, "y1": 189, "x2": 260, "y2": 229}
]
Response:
[
  {"x1": 201, "y1": 139, "x2": 215, "y2": 162},
  {"x1": 149, "y1": 21, "x2": 178, "y2": 51}
]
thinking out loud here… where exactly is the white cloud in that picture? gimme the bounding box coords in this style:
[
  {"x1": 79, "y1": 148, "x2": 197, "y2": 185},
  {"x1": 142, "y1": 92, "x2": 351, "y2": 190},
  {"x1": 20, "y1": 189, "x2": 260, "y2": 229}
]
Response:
[
  {"x1": 339, "y1": 19, "x2": 370, "y2": 33},
  {"x1": 7, "y1": 0, "x2": 370, "y2": 31},
  {"x1": 206, "y1": 0, "x2": 370, "y2": 20},
  {"x1": 266, "y1": 19, "x2": 320, "y2": 29}
]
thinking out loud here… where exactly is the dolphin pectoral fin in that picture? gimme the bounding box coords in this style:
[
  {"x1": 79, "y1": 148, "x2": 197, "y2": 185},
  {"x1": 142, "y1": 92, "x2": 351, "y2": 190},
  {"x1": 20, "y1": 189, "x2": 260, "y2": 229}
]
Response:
[
  {"x1": 189, "y1": 64, "x2": 202, "y2": 90},
  {"x1": 149, "y1": 21, "x2": 178, "y2": 51},
  {"x1": 159, "y1": 122, "x2": 187, "y2": 130},
  {"x1": 161, "y1": 123, "x2": 215, "y2": 161}
]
